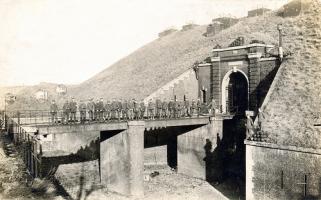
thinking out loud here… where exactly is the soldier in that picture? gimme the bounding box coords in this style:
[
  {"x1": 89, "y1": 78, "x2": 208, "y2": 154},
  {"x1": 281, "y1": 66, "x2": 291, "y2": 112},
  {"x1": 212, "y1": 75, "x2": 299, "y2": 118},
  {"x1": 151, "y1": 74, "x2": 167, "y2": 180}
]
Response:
[
  {"x1": 94, "y1": 99, "x2": 100, "y2": 121},
  {"x1": 97, "y1": 98, "x2": 104, "y2": 121},
  {"x1": 133, "y1": 99, "x2": 140, "y2": 120},
  {"x1": 168, "y1": 99, "x2": 174, "y2": 118},
  {"x1": 117, "y1": 99, "x2": 122, "y2": 121},
  {"x1": 62, "y1": 100, "x2": 70, "y2": 124},
  {"x1": 156, "y1": 98, "x2": 162, "y2": 119},
  {"x1": 111, "y1": 99, "x2": 117, "y2": 120},
  {"x1": 50, "y1": 100, "x2": 58, "y2": 124},
  {"x1": 174, "y1": 100, "x2": 179, "y2": 118},
  {"x1": 161, "y1": 100, "x2": 168, "y2": 119},
  {"x1": 147, "y1": 99, "x2": 155, "y2": 120},
  {"x1": 104, "y1": 100, "x2": 112, "y2": 121},
  {"x1": 128, "y1": 99, "x2": 134, "y2": 120},
  {"x1": 207, "y1": 98, "x2": 217, "y2": 117},
  {"x1": 69, "y1": 98, "x2": 77, "y2": 122},
  {"x1": 79, "y1": 100, "x2": 87, "y2": 123},
  {"x1": 184, "y1": 98, "x2": 191, "y2": 117},
  {"x1": 122, "y1": 99, "x2": 128, "y2": 120},
  {"x1": 197, "y1": 98, "x2": 202, "y2": 117},
  {"x1": 87, "y1": 98, "x2": 95, "y2": 121},
  {"x1": 191, "y1": 99, "x2": 197, "y2": 117},
  {"x1": 139, "y1": 100, "x2": 146, "y2": 119}
]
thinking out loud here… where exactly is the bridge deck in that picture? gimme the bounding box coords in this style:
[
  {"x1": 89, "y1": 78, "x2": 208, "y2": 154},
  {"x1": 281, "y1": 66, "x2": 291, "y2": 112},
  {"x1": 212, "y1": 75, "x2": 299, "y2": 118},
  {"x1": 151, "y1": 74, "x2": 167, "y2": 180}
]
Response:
[{"x1": 35, "y1": 116, "x2": 214, "y2": 135}]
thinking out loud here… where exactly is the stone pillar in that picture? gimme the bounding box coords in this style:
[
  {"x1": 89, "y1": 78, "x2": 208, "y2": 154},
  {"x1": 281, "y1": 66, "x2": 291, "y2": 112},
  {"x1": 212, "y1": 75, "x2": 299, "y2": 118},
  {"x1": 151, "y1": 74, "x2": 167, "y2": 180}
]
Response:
[
  {"x1": 100, "y1": 121, "x2": 145, "y2": 197},
  {"x1": 211, "y1": 57, "x2": 221, "y2": 109},
  {"x1": 248, "y1": 53, "x2": 262, "y2": 112},
  {"x1": 177, "y1": 117, "x2": 222, "y2": 179}
]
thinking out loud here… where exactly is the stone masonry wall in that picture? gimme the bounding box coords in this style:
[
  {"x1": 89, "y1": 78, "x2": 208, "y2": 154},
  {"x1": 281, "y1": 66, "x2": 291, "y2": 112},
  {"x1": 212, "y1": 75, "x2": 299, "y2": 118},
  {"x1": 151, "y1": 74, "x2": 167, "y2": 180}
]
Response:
[{"x1": 246, "y1": 142, "x2": 321, "y2": 200}]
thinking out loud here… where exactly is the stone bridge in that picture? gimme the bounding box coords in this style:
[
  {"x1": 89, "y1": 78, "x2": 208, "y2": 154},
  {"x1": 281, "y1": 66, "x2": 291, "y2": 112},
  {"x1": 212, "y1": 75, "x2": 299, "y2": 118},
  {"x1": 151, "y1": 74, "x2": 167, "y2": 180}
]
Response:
[{"x1": 5, "y1": 114, "x2": 222, "y2": 197}]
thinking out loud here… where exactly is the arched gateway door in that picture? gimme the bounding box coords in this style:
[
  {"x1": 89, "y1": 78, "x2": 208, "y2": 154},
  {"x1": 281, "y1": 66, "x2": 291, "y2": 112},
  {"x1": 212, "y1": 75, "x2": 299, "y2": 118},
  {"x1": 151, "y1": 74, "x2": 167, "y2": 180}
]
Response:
[{"x1": 221, "y1": 69, "x2": 249, "y2": 115}]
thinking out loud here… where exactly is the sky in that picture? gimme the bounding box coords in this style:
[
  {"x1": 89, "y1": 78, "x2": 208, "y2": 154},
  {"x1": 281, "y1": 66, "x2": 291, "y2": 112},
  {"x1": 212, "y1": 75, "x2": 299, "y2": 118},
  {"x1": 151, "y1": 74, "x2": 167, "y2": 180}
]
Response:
[{"x1": 0, "y1": 0, "x2": 289, "y2": 86}]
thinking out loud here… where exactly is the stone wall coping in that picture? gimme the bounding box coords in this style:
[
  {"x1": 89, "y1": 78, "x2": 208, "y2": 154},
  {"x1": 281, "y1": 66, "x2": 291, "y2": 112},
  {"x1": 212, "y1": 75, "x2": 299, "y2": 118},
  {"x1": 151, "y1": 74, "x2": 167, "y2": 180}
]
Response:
[
  {"x1": 248, "y1": 52, "x2": 262, "y2": 59},
  {"x1": 127, "y1": 121, "x2": 145, "y2": 126},
  {"x1": 244, "y1": 140, "x2": 321, "y2": 155},
  {"x1": 259, "y1": 57, "x2": 277, "y2": 61},
  {"x1": 212, "y1": 43, "x2": 274, "y2": 52}
]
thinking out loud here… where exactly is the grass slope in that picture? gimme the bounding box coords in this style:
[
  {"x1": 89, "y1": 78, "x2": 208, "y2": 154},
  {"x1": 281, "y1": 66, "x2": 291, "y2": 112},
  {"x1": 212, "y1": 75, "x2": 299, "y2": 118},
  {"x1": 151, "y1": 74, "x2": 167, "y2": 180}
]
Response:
[{"x1": 262, "y1": 0, "x2": 321, "y2": 149}]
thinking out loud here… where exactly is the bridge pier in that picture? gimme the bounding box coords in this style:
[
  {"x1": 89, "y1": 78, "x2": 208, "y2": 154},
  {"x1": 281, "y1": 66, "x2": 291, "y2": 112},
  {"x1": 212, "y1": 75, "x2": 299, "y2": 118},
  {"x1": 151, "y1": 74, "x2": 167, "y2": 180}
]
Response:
[
  {"x1": 100, "y1": 121, "x2": 144, "y2": 197},
  {"x1": 177, "y1": 117, "x2": 222, "y2": 180}
]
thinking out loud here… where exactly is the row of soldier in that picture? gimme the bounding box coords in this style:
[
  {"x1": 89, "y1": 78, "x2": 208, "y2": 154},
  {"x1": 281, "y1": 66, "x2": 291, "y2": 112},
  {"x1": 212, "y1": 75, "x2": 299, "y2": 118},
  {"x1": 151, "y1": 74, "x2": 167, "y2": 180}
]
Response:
[{"x1": 50, "y1": 97, "x2": 217, "y2": 124}]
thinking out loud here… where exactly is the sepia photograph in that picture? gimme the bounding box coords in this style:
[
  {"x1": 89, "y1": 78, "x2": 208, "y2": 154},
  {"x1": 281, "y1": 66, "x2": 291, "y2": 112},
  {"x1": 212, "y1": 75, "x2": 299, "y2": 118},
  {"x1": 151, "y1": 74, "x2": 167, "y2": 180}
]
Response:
[{"x1": 0, "y1": 0, "x2": 320, "y2": 199}]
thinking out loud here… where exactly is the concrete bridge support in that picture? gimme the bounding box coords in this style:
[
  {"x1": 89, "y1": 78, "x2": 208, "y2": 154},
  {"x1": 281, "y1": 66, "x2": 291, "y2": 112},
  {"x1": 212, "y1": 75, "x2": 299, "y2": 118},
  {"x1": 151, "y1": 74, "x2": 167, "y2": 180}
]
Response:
[
  {"x1": 177, "y1": 117, "x2": 223, "y2": 179},
  {"x1": 100, "y1": 121, "x2": 145, "y2": 197}
]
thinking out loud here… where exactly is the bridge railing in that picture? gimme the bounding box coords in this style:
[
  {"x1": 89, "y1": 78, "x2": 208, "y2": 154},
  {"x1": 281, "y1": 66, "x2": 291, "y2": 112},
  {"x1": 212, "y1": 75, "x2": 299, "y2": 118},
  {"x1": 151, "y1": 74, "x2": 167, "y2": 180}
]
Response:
[{"x1": 5, "y1": 107, "x2": 218, "y2": 126}]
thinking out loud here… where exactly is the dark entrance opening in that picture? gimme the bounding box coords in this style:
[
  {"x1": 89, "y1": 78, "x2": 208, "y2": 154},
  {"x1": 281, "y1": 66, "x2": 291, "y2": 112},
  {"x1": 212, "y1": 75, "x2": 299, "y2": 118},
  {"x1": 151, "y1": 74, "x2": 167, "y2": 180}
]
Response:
[{"x1": 226, "y1": 72, "x2": 248, "y2": 115}]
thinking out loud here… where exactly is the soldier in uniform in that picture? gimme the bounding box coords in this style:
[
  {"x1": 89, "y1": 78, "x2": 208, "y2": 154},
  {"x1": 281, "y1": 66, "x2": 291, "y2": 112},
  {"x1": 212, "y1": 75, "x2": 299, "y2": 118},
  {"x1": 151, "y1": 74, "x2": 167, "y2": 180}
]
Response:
[
  {"x1": 104, "y1": 100, "x2": 112, "y2": 121},
  {"x1": 184, "y1": 98, "x2": 191, "y2": 117},
  {"x1": 133, "y1": 99, "x2": 140, "y2": 120},
  {"x1": 50, "y1": 100, "x2": 58, "y2": 124},
  {"x1": 147, "y1": 99, "x2": 155, "y2": 120},
  {"x1": 62, "y1": 100, "x2": 70, "y2": 124},
  {"x1": 168, "y1": 99, "x2": 174, "y2": 118},
  {"x1": 122, "y1": 99, "x2": 128, "y2": 120},
  {"x1": 87, "y1": 98, "x2": 95, "y2": 121},
  {"x1": 117, "y1": 99, "x2": 122, "y2": 121},
  {"x1": 156, "y1": 98, "x2": 162, "y2": 119},
  {"x1": 197, "y1": 98, "x2": 202, "y2": 117},
  {"x1": 128, "y1": 99, "x2": 134, "y2": 120},
  {"x1": 94, "y1": 99, "x2": 100, "y2": 121},
  {"x1": 174, "y1": 100, "x2": 179, "y2": 118},
  {"x1": 97, "y1": 98, "x2": 104, "y2": 121},
  {"x1": 111, "y1": 99, "x2": 117, "y2": 120},
  {"x1": 79, "y1": 100, "x2": 87, "y2": 123},
  {"x1": 207, "y1": 98, "x2": 217, "y2": 117},
  {"x1": 191, "y1": 99, "x2": 197, "y2": 117},
  {"x1": 139, "y1": 100, "x2": 146, "y2": 119},
  {"x1": 69, "y1": 98, "x2": 77, "y2": 122},
  {"x1": 161, "y1": 100, "x2": 168, "y2": 119}
]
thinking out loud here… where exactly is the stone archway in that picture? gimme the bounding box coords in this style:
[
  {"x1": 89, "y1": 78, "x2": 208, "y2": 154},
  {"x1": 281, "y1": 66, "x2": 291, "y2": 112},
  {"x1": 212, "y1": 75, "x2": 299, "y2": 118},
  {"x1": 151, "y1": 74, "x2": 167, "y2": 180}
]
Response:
[{"x1": 221, "y1": 69, "x2": 249, "y2": 114}]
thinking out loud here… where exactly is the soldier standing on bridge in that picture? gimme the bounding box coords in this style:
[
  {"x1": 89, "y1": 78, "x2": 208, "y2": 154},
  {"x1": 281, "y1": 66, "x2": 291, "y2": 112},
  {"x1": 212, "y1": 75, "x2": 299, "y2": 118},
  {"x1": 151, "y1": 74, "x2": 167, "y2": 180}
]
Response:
[
  {"x1": 69, "y1": 98, "x2": 77, "y2": 123},
  {"x1": 191, "y1": 99, "x2": 197, "y2": 117},
  {"x1": 50, "y1": 100, "x2": 58, "y2": 124},
  {"x1": 79, "y1": 100, "x2": 87, "y2": 123},
  {"x1": 87, "y1": 98, "x2": 95, "y2": 121},
  {"x1": 207, "y1": 98, "x2": 217, "y2": 117},
  {"x1": 62, "y1": 100, "x2": 70, "y2": 124},
  {"x1": 122, "y1": 99, "x2": 128, "y2": 120},
  {"x1": 117, "y1": 99, "x2": 122, "y2": 121},
  {"x1": 184, "y1": 98, "x2": 191, "y2": 117},
  {"x1": 156, "y1": 98, "x2": 162, "y2": 119},
  {"x1": 147, "y1": 99, "x2": 155, "y2": 120},
  {"x1": 133, "y1": 99, "x2": 140, "y2": 120},
  {"x1": 128, "y1": 99, "x2": 134, "y2": 120},
  {"x1": 97, "y1": 98, "x2": 104, "y2": 121},
  {"x1": 104, "y1": 100, "x2": 111, "y2": 121},
  {"x1": 197, "y1": 98, "x2": 202, "y2": 117},
  {"x1": 162, "y1": 100, "x2": 168, "y2": 119},
  {"x1": 111, "y1": 99, "x2": 117, "y2": 120},
  {"x1": 168, "y1": 99, "x2": 174, "y2": 118},
  {"x1": 139, "y1": 100, "x2": 146, "y2": 119}
]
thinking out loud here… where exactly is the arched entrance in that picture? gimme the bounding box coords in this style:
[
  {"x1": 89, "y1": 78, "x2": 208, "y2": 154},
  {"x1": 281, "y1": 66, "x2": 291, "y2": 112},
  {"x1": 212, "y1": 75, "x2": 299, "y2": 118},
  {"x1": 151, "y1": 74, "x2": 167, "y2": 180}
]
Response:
[{"x1": 221, "y1": 69, "x2": 249, "y2": 114}]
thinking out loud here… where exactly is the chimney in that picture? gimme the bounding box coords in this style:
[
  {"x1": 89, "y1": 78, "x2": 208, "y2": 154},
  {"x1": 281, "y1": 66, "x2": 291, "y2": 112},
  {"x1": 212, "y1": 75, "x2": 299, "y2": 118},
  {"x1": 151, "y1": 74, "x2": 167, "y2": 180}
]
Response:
[{"x1": 277, "y1": 23, "x2": 283, "y2": 61}]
